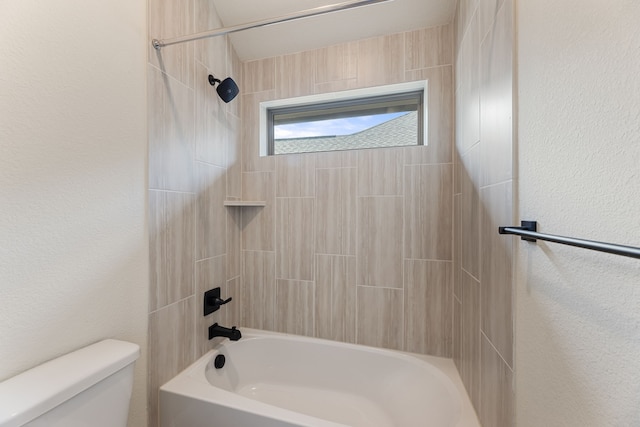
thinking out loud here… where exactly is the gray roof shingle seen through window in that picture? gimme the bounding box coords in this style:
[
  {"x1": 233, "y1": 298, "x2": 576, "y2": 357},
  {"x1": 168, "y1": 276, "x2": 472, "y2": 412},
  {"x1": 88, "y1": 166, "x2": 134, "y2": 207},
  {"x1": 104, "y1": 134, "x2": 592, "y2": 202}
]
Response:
[{"x1": 274, "y1": 111, "x2": 418, "y2": 155}]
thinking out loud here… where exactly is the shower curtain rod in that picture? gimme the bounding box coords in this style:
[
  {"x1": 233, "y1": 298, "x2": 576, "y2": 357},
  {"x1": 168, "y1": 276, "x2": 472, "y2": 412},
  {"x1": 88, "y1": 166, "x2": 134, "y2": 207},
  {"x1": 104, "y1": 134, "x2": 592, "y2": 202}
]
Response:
[{"x1": 152, "y1": 0, "x2": 393, "y2": 50}]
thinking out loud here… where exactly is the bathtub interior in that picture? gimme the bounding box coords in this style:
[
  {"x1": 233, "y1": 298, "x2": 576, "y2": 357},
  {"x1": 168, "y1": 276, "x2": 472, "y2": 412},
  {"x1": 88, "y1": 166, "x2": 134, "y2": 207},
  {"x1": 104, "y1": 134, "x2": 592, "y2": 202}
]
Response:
[{"x1": 195, "y1": 334, "x2": 462, "y2": 427}]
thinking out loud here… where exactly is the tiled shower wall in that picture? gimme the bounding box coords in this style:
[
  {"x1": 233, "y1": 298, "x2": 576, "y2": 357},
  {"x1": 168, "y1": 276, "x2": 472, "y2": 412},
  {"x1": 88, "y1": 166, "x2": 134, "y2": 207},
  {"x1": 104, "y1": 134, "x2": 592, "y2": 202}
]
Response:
[
  {"x1": 146, "y1": 1, "x2": 243, "y2": 426},
  {"x1": 453, "y1": 0, "x2": 515, "y2": 425},
  {"x1": 239, "y1": 25, "x2": 455, "y2": 355}
]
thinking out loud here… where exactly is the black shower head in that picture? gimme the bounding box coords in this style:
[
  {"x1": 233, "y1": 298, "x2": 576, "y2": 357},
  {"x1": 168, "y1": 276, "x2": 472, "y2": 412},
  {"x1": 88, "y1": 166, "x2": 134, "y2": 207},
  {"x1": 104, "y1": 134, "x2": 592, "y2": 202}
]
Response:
[{"x1": 208, "y1": 75, "x2": 239, "y2": 103}]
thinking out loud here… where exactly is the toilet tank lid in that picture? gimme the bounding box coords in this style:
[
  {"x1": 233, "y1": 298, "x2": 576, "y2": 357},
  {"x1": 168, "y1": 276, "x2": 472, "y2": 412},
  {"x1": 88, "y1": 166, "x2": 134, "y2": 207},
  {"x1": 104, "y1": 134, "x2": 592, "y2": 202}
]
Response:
[{"x1": 0, "y1": 339, "x2": 140, "y2": 427}]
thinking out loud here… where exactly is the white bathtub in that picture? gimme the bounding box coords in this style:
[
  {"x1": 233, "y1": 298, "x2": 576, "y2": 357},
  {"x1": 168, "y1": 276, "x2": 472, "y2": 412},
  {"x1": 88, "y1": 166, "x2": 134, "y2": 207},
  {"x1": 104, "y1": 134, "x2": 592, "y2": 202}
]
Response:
[{"x1": 160, "y1": 329, "x2": 480, "y2": 427}]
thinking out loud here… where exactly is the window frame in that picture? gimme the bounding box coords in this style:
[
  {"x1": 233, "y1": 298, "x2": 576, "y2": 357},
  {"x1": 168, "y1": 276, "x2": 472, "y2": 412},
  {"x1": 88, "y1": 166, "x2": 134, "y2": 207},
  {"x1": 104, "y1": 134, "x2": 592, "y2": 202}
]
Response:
[{"x1": 259, "y1": 80, "x2": 429, "y2": 156}]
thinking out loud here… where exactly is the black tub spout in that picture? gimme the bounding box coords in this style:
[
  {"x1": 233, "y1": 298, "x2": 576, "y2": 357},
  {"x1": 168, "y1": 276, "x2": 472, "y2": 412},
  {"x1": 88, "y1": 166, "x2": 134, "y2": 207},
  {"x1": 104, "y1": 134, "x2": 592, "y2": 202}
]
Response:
[{"x1": 208, "y1": 323, "x2": 242, "y2": 341}]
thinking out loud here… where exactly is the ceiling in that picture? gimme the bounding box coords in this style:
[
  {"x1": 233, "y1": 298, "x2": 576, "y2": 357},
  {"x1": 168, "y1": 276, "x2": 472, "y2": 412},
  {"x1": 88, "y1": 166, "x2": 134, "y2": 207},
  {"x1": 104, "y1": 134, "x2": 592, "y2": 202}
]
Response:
[{"x1": 210, "y1": 0, "x2": 456, "y2": 61}]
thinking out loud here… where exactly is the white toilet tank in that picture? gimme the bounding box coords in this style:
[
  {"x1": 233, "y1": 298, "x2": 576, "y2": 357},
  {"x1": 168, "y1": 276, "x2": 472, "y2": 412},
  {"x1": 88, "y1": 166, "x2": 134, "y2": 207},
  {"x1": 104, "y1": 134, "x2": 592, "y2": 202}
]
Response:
[{"x1": 0, "y1": 339, "x2": 139, "y2": 427}]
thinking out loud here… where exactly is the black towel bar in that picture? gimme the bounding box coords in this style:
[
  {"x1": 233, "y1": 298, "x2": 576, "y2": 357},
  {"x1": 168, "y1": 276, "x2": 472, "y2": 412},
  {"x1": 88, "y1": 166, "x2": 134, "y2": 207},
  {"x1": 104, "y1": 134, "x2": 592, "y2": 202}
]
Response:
[{"x1": 498, "y1": 221, "x2": 640, "y2": 259}]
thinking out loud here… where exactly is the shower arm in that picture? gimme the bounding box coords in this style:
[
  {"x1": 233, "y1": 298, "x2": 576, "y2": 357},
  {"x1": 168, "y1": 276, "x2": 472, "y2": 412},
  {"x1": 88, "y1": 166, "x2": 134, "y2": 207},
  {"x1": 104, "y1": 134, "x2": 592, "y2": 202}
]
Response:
[{"x1": 152, "y1": 0, "x2": 393, "y2": 50}]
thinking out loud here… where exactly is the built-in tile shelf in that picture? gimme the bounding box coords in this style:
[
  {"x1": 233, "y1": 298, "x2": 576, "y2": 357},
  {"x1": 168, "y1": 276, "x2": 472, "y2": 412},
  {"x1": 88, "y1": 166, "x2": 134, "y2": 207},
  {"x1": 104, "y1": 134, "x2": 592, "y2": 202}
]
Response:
[{"x1": 223, "y1": 201, "x2": 266, "y2": 207}]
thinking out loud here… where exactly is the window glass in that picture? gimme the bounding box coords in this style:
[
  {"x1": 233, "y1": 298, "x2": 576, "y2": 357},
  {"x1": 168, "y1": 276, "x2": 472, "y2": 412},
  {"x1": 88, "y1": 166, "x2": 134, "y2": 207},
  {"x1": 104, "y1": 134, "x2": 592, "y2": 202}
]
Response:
[{"x1": 264, "y1": 85, "x2": 426, "y2": 155}]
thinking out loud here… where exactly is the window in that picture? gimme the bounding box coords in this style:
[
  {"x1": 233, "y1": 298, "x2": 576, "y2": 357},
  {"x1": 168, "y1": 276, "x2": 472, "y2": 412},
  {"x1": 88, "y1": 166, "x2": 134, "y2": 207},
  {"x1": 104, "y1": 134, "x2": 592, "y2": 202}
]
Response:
[{"x1": 259, "y1": 81, "x2": 428, "y2": 156}]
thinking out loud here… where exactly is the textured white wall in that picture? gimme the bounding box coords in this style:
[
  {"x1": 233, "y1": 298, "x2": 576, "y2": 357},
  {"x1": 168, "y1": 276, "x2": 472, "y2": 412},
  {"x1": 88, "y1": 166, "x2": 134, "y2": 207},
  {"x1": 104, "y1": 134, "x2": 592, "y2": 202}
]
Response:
[
  {"x1": 516, "y1": 1, "x2": 640, "y2": 425},
  {"x1": 0, "y1": 1, "x2": 148, "y2": 426}
]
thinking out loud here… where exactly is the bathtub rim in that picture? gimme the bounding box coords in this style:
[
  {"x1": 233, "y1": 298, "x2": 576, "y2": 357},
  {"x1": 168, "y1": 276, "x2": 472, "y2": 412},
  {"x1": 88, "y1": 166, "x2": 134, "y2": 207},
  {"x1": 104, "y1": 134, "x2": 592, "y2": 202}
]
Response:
[{"x1": 160, "y1": 328, "x2": 480, "y2": 427}]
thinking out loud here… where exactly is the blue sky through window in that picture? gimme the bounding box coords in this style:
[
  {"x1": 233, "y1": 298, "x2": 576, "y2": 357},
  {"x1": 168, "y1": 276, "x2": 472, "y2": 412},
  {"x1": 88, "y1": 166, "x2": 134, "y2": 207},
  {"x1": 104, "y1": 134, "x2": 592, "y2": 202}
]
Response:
[{"x1": 274, "y1": 112, "x2": 407, "y2": 139}]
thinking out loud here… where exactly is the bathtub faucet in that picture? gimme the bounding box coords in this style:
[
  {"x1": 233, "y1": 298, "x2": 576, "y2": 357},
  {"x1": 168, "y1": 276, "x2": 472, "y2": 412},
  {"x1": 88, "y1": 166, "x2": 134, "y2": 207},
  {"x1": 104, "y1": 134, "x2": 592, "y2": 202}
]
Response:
[{"x1": 208, "y1": 323, "x2": 242, "y2": 341}]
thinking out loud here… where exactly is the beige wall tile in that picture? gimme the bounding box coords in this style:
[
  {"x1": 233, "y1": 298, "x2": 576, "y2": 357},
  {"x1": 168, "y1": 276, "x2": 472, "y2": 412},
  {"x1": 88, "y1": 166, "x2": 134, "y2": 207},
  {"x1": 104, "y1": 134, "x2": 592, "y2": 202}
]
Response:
[
  {"x1": 356, "y1": 286, "x2": 404, "y2": 350},
  {"x1": 225, "y1": 109, "x2": 241, "y2": 164},
  {"x1": 404, "y1": 260, "x2": 453, "y2": 357},
  {"x1": 195, "y1": 62, "x2": 228, "y2": 168},
  {"x1": 276, "y1": 197, "x2": 315, "y2": 281},
  {"x1": 226, "y1": 112, "x2": 242, "y2": 198},
  {"x1": 226, "y1": 208, "x2": 241, "y2": 280},
  {"x1": 480, "y1": 334, "x2": 514, "y2": 427},
  {"x1": 455, "y1": 0, "x2": 515, "y2": 421},
  {"x1": 454, "y1": 144, "x2": 462, "y2": 195},
  {"x1": 193, "y1": 2, "x2": 226, "y2": 77},
  {"x1": 461, "y1": 271, "x2": 481, "y2": 411},
  {"x1": 148, "y1": 0, "x2": 194, "y2": 88},
  {"x1": 357, "y1": 196, "x2": 404, "y2": 288},
  {"x1": 404, "y1": 65, "x2": 454, "y2": 165},
  {"x1": 314, "y1": 79, "x2": 360, "y2": 94},
  {"x1": 242, "y1": 250, "x2": 276, "y2": 330},
  {"x1": 453, "y1": 0, "x2": 460, "y2": 51},
  {"x1": 195, "y1": 255, "x2": 226, "y2": 357},
  {"x1": 227, "y1": 40, "x2": 243, "y2": 119},
  {"x1": 404, "y1": 164, "x2": 453, "y2": 261},
  {"x1": 455, "y1": 12, "x2": 480, "y2": 156},
  {"x1": 460, "y1": 144, "x2": 481, "y2": 278},
  {"x1": 315, "y1": 150, "x2": 358, "y2": 169},
  {"x1": 315, "y1": 256, "x2": 332, "y2": 340},
  {"x1": 146, "y1": 3, "x2": 249, "y2": 427},
  {"x1": 315, "y1": 255, "x2": 357, "y2": 343},
  {"x1": 316, "y1": 41, "x2": 358, "y2": 83},
  {"x1": 276, "y1": 51, "x2": 316, "y2": 98},
  {"x1": 242, "y1": 58, "x2": 276, "y2": 94},
  {"x1": 480, "y1": 181, "x2": 514, "y2": 367},
  {"x1": 148, "y1": 297, "x2": 195, "y2": 427},
  {"x1": 241, "y1": 171, "x2": 275, "y2": 251},
  {"x1": 455, "y1": 29, "x2": 464, "y2": 94},
  {"x1": 480, "y1": 0, "x2": 514, "y2": 186},
  {"x1": 357, "y1": 148, "x2": 404, "y2": 196},
  {"x1": 225, "y1": 276, "x2": 243, "y2": 327},
  {"x1": 195, "y1": 162, "x2": 226, "y2": 260},
  {"x1": 148, "y1": 65, "x2": 195, "y2": 192},
  {"x1": 456, "y1": 0, "x2": 479, "y2": 54},
  {"x1": 454, "y1": 194, "x2": 463, "y2": 300},
  {"x1": 405, "y1": 24, "x2": 453, "y2": 70},
  {"x1": 276, "y1": 154, "x2": 316, "y2": 197},
  {"x1": 231, "y1": 25, "x2": 460, "y2": 367},
  {"x1": 453, "y1": 296, "x2": 462, "y2": 369},
  {"x1": 149, "y1": 190, "x2": 195, "y2": 312},
  {"x1": 241, "y1": 91, "x2": 276, "y2": 172},
  {"x1": 275, "y1": 279, "x2": 315, "y2": 336},
  {"x1": 478, "y1": 0, "x2": 506, "y2": 42},
  {"x1": 357, "y1": 33, "x2": 405, "y2": 87},
  {"x1": 315, "y1": 168, "x2": 356, "y2": 256}
]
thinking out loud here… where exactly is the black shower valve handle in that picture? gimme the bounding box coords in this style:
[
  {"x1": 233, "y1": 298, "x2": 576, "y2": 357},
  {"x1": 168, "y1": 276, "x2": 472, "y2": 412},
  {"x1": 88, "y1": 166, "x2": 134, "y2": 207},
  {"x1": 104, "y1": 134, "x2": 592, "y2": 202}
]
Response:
[
  {"x1": 203, "y1": 287, "x2": 233, "y2": 316},
  {"x1": 214, "y1": 296, "x2": 232, "y2": 306},
  {"x1": 206, "y1": 295, "x2": 232, "y2": 307}
]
